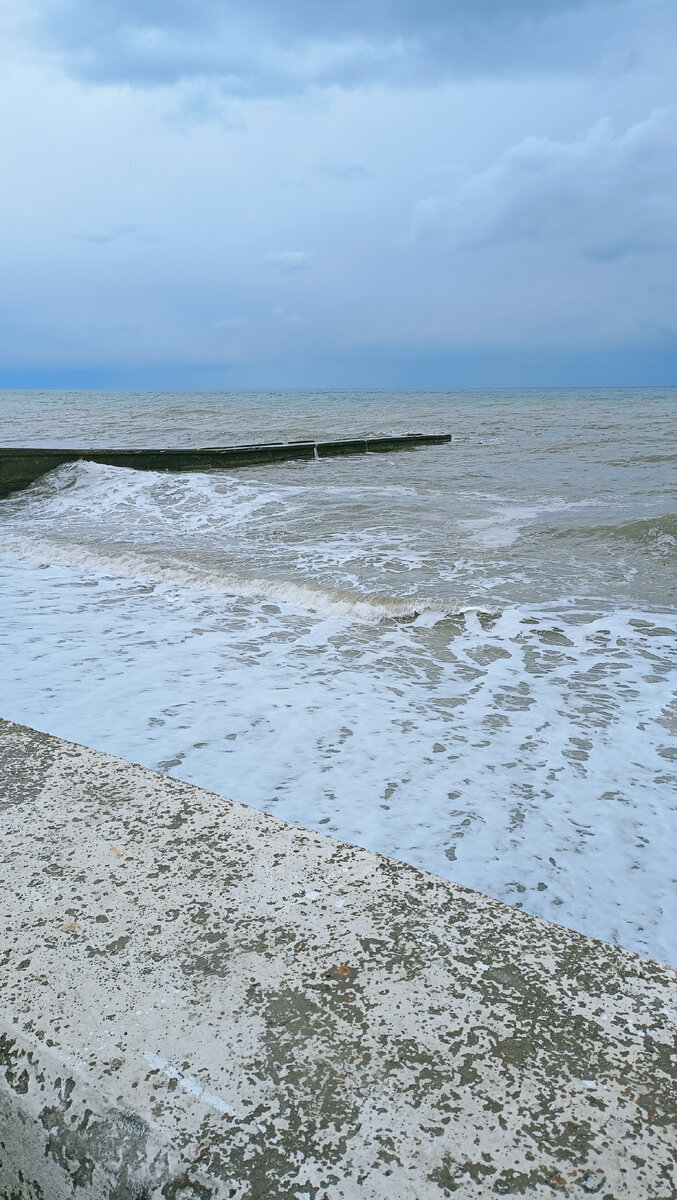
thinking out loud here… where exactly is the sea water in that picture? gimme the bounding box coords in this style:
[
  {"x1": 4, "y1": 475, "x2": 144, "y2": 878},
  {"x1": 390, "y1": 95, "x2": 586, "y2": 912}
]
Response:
[{"x1": 1, "y1": 389, "x2": 675, "y2": 964}]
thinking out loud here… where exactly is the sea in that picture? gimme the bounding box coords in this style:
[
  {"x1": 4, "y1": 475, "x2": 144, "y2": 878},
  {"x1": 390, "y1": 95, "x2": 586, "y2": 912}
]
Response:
[{"x1": 1, "y1": 388, "x2": 675, "y2": 965}]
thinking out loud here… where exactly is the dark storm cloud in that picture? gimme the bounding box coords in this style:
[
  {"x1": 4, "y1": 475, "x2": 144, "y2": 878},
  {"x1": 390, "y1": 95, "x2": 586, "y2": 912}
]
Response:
[{"x1": 25, "y1": 0, "x2": 619, "y2": 94}]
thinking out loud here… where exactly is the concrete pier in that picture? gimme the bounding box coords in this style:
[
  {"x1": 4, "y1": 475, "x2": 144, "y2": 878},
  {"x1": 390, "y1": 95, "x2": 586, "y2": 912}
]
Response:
[
  {"x1": 0, "y1": 434, "x2": 451, "y2": 497},
  {"x1": 1, "y1": 718, "x2": 675, "y2": 1199}
]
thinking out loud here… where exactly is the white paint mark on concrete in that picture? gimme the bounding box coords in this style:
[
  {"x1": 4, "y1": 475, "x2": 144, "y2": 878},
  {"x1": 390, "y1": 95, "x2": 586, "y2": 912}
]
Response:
[{"x1": 145, "y1": 1052, "x2": 236, "y2": 1116}]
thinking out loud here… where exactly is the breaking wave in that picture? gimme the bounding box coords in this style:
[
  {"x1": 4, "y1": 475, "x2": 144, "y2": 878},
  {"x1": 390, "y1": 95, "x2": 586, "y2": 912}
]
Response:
[{"x1": 0, "y1": 531, "x2": 483, "y2": 625}]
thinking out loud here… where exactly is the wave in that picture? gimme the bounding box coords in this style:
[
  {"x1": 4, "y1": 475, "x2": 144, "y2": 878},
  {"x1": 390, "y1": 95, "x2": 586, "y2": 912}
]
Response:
[
  {"x1": 607, "y1": 453, "x2": 677, "y2": 467},
  {"x1": 0, "y1": 531, "x2": 488, "y2": 625},
  {"x1": 554, "y1": 513, "x2": 677, "y2": 551},
  {"x1": 2, "y1": 459, "x2": 420, "y2": 524}
]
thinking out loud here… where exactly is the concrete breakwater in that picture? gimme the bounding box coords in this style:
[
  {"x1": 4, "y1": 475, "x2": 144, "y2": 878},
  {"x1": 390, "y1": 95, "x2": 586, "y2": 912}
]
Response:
[
  {"x1": 0, "y1": 433, "x2": 451, "y2": 497},
  {"x1": 1, "y1": 718, "x2": 675, "y2": 1199}
]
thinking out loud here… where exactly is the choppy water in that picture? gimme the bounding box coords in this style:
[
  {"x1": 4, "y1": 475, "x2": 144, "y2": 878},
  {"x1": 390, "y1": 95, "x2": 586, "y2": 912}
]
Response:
[{"x1": 1, "y1": 389, "x2": 675, "y2": 963}]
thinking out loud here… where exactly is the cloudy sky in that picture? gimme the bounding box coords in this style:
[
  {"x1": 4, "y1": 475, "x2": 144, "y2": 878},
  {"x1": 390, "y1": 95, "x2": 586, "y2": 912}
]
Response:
[{"x1": 2, "y1": 0, "x2": 676, "y2": 387}]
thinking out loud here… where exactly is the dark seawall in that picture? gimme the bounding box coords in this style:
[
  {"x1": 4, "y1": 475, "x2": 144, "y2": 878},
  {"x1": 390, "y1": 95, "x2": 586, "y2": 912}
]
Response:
[{"x1": 0, "y1": 433, "x2": 451, "y2": 497}]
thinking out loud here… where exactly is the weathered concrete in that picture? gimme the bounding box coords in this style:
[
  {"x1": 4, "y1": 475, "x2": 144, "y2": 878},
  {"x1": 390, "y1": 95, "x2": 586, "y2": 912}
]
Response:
[
  {"x1": 0, "y1": 434, "x2": 451, "y2": 497},
  {"x1": 0, "y1": 718, "x2": 675, "y2": 1199}
]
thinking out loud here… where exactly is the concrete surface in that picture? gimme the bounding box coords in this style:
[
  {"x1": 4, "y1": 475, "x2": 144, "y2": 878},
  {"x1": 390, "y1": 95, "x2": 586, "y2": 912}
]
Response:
[
  {"x1": 0, "y1": 717, "x2": 675, "y2": 1199},
  {"x1": 0, "y1": 434, "x2": 451, "y2": 496}
]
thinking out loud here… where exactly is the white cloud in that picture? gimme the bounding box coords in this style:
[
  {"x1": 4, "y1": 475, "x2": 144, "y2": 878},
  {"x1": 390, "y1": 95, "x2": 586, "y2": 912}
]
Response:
[
  {"x1": 272, "y1": 306, "x2": 309, "y2": 328},
  {"x1": 413, "y1": 107, "x2": 677, "y2": 261},
  {"x1": 264, "y1": 250, "x2": 315, "y2": 271},
  {"x1": 213, "y1": 316, "x2": 245, "y2": 331},
  {"x1": 316, "y1": 163, "x2": 371, "y2": 181}
]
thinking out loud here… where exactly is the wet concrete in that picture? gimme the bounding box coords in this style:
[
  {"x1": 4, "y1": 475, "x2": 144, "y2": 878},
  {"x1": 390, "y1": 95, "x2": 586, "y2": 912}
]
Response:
[
  {"x1": 0, "y1": 717, "x2": 675, "y2": 1199},
  {"x1": 0, "y1": 434, "x2": 451, "y2": 497}
]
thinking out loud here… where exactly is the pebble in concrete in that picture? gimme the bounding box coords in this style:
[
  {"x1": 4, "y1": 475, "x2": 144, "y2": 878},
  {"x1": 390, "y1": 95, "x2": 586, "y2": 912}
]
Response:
[{"x1": 0, "y1": 717, "x2": 675, "y2": 1199}]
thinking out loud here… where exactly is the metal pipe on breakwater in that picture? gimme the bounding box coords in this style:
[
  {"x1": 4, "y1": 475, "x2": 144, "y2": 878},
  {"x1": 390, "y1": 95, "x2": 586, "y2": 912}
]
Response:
[{"x1": 0, "y1": 433, "x2": 451, "y2": 498}]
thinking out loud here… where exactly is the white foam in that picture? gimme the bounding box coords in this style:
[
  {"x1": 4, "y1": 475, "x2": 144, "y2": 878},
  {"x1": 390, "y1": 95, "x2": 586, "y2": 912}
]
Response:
[{"x1": 1, "y1": 551, "x2": 675, "y2": 965}]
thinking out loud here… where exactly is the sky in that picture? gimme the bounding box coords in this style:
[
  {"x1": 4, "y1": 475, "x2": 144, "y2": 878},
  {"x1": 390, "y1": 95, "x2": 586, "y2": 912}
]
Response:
[{"x1": 1, "y1": 0, "x2": 676, "y2": 388}]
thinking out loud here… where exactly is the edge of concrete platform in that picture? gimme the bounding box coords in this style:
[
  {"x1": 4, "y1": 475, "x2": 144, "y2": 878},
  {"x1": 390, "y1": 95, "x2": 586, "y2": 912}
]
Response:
[{"x1": 1, "y1": 717, "x2": 676, "y2": 1200}]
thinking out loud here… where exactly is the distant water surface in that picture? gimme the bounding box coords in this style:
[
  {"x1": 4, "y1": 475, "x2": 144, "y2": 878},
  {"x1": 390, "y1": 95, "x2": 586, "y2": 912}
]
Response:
[{"x1": 1, "y1": 388, "x2": 675, "y2": 963}]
